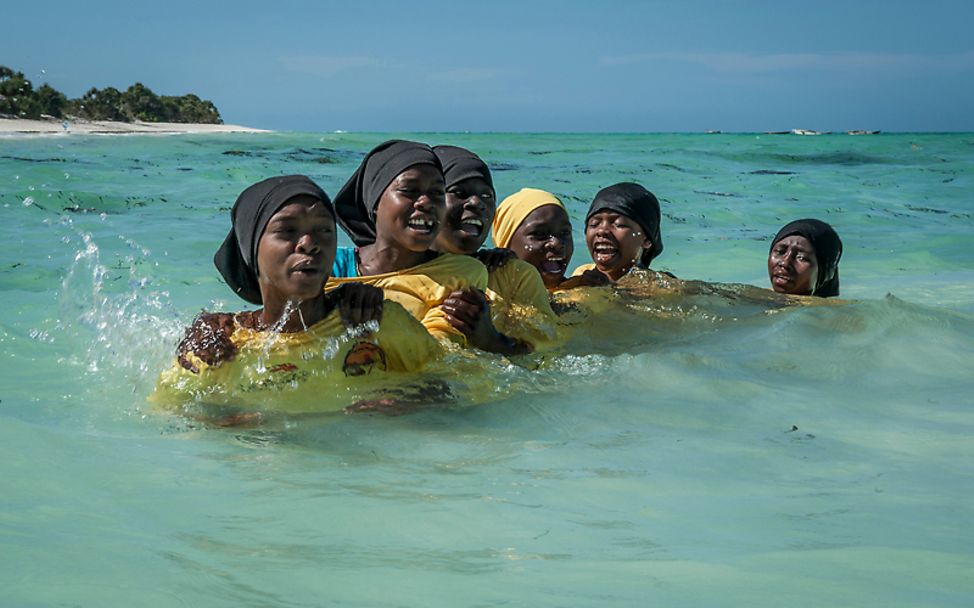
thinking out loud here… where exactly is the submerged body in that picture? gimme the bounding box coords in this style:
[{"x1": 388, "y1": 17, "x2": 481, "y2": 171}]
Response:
[{"x1": 153, "y1": 303, "x2": 439, "y2": 414}]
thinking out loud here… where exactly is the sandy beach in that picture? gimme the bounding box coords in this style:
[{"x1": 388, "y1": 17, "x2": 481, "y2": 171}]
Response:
[{"x1": 0, "y1": 117, "x2": 269, "y2": 136}]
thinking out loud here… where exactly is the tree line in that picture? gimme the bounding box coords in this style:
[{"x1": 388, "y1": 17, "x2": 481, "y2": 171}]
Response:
[{"x1": 0, "y1": 65, "x2": 222, "y2": 124}]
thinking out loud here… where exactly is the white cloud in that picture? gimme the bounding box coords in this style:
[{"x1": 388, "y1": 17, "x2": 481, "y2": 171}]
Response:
[
  {"x1": 600, "y1": 50, "x2": 974, "y2": 73},
  {"x1": 279, "y1": 55, "x2": 383, "y2": 77}
]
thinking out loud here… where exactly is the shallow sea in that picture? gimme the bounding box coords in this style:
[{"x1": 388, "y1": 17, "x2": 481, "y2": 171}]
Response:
[{"x1": 1, "y1": 131, "x2": 972, "y2": 607}]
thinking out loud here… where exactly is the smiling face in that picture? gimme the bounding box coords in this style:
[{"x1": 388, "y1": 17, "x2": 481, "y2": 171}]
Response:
[
  {"x1": 434, "y1": 177, "x2": 496, "y2": 254},
  {"x1": 507, "y1": 204, "x2": 574, "y2": 289},
  {"x1": 768, "y1": 234, "x2": 819, "y2": 295},
  {"x1": 374, "y1": 164, "x2": 446, "y2": 253},
  {"x1": 256, "y1": 196, "x2": 337, "y2": 305},
  {"x1": 585, "y1": 210, "x2": 651, "y2": 280}
]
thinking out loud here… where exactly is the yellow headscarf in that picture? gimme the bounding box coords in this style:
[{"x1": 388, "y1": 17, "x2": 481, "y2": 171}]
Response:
[{"x1": 491, "y1": 188, "x2": 566, "y2": 248}]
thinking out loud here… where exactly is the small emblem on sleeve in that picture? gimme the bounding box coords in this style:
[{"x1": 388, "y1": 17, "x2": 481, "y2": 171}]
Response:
[{"x1": 342, "y1": 341, "x2": 387, "y2": 377}]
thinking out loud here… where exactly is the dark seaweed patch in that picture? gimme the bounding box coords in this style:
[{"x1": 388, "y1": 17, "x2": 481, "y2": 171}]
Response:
[
  {"x1": 490, "y1": 162, "x2": 519, "y2": 171},
  {"x1": 906, "y1": 205, "x2": 950, "y2": 215},
  {"x1": 655, "y1": 163, "x2": 687, "y2": 172},
  {"x1": 0, "y1": 156, "x2": 68, "y2": 163},
  {"x1": 769, "y1": 152, "x2": 887, "y2": 166},
  {"x1": 693, "y1": 190, "x2": 740, "y2": 198},
  {"x1": 748, "y1": 169, "x2": 797, "y2": 175},
  {"x1": 222, "y1": 150, "x2": 252, "y2": 156}
]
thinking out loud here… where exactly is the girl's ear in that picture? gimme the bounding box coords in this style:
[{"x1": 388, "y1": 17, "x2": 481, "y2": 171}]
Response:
[{"x1": 641, "y1": 240, "x2": 653, "y2": 250}]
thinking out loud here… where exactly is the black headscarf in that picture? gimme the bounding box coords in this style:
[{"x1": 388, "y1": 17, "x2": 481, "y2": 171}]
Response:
[
  {"x1": 333, "y1": 140, "x2": 442, "y2": 246},
  {"x1": 433, "y1": 145, "x2": 494, "y2": 194},
  {"x1": 586, "y1": 182, "x2": 664, "y2": 268},
  {"x1": 213, "y1": 175, "x2": 332, "y2": 304},
  {"x1": 771, "y1": 218, "x2": 843, "y2": 297}
]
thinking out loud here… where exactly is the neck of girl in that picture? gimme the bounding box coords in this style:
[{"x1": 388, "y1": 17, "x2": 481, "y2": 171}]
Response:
[
  {"x1": 356, "y1": 241, "x2": 436, "y2": 275},
  {"x1": 258, "y1": 294, "x2": 330, "y2": 333}
]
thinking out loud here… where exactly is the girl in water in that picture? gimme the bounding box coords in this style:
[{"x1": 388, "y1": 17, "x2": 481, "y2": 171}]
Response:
[
  {"x1": 328, "y1": 140, "x2": 489, "y2": 346},
  {"x1": 492, "y1": 188, "x2": 608, "y2": 291},
  {"x1": 431, "y1": 145, "x2": 558, "y2": 355},
  {"x1": 768, "y1": 219, "x2": 843, "y2": 297},
  {"x1": 155, "y1": 175, "x2": 440, "y2": 417},
  {"x1": 572, "y1": 182, "x2": 666, "y2": 282}
]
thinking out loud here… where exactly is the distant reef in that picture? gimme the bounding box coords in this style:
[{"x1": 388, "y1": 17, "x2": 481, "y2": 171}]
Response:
[{"x1": 0, "y1": 65, "x2": 222, "y2": 124}]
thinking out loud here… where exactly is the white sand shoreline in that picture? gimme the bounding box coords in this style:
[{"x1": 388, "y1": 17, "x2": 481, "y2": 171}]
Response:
[{"x1": 0, "y1": 117, "x2": 270, "y2": 136}]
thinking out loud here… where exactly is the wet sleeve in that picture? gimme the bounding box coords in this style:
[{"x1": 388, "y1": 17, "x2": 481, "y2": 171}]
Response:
[{"x1": 374, "y1": 303, "x2": 443, "y2": 372}]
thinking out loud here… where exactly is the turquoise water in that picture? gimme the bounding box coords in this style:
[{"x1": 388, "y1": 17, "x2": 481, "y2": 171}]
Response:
[{"x1": 1, "y1": 132, "x2": 972, "y2": 606}]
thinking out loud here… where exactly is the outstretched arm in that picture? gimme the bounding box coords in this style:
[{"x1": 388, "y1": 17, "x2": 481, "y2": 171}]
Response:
[{"x1": 176, "y1": 312, "x2": 237, "y2": 373}]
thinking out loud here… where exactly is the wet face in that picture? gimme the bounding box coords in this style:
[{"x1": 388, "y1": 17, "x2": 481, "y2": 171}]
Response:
[
  {"x1": 508, "y1": 205, "x2": 574, "y2": 289},
  {"x1": 434, "y1": 177, "x2": 495, "y2": 254},
  {"x1": 768, "y1": 235, "x2": 819, "y2": 295},
  {"x1": 585, "y1": 211, "x2": 651, "y2": 280},
  {"x1": 374, "y1": 164, "x2": 446, "y2": 253},
  {"x1": 256, "y1": 196, "x2": 337, "y2": 304}
]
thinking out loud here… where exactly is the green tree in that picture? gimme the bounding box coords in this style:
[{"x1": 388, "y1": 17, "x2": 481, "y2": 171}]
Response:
[
  {"x1": 35, "y1": 83, "x2": 67, "y2": 118},
  {"x1": 0, "y1": 65, "x2": 40, "y2": 118},
  {"x1": 70, "y1": 87, "x2": 127, "y2": 121},
  {"x1": 122, "y1": 82, "x2": 165, "y2": 121}
]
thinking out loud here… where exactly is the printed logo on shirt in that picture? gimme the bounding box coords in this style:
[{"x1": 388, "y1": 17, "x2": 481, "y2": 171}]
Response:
[{"x1": 343, "y1": 341, "x2": 387, "y2": 377}]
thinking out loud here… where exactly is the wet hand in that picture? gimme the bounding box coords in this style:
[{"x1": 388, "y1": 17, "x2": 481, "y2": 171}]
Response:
[
  {"x1": 176, "y1": 312, "x2": 237, "y2": 373},
  {"x1": 473, "y1": 247, "x2": 517, "y2": 271},
  {"x1": 333, "y1": 283, "x2": 384, "y2": 328}
]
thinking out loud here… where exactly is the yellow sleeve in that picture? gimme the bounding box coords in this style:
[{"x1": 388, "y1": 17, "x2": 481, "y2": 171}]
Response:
[
  {"x1": 571, "y1": 262, "x2": 597, "y2": 277},
  {"x1": 373, "y1": 302, "x2": 443, "y2": 371},
  {"x1": 487, "y1": 259, "x2": 560, "y2": 350},
  {"x1": 149, "y1": 352, "x2": 234, "y2": 409}
]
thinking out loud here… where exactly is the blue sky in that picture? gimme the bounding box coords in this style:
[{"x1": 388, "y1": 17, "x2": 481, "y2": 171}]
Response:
[{"x1": 4, "y1": 0, "x2": 972, "y2": 131}]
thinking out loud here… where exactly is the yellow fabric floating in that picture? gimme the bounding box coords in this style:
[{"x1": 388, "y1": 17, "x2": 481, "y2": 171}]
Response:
[{"x1": 492, "y1": 188, "x2": 565, "y2": 248}]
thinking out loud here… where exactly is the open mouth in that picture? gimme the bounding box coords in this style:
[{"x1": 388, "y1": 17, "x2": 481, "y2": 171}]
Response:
[
  {"x1": 592, "y1": 242, "x2": 619, "y2": 264},
  {"x1": 407, "y1": 216, "x2": 437, "y2": 234},
  {"x1": 540, "y1": 257, "x2": 566, "y2": 274},
  {"x1": 291, "y1": 260, "x2": 324, "y2": 277},
  {"x1": 771, "y1": 272, "x2": 793, "y2": 286},
  {"x1": 457, "y1": 217, "x2": 484, "y2": 237}
]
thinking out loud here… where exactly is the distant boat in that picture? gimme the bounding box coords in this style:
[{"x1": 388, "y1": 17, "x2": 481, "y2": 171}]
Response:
[
  {"x1": 791, "y1": 128, "x2": 825, "y2": 136},
  {"x1": 847, "y1": 130, "x2": 881, "y2": 135},
  {"x1": 765, "y1": 131, "x2": 790, "y2": 135},
  {"x1": 705, "y1": 130, "x2": 721, "y2": 134}
]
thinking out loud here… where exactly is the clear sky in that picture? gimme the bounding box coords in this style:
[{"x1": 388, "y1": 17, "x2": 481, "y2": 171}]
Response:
[{"x1": 3, "y1": 0, "x2": 972, "y2": 132}]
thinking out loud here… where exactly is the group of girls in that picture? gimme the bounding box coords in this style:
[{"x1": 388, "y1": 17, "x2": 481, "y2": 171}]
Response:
[{"x1": 154, "y1": 139, "x2": 843, "y2": 417}]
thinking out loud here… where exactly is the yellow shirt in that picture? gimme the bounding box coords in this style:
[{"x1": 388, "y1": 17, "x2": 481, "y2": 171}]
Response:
[
  {"x1": 325, "y1": 253, "x2": 488, "y2": 345},
  {"x1": 151, "y1": 302, "x2": 441, "y2": 414},
  {"x1": 486, "y1": 259, "x2": 559, "y2": 350},
  {"x1": 571, "y1": 262, "x2": 598, "y2": 277}
]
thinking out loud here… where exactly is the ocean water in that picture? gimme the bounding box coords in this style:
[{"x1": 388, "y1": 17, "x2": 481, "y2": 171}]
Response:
[{"x1": 1, "y1": 131, "x2": 972, "y2": 607}]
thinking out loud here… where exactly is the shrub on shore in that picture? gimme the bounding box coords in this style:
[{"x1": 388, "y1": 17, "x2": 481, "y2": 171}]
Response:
[{"x1": 0, "y1": 65, "x2": 222, "y2": 124}]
